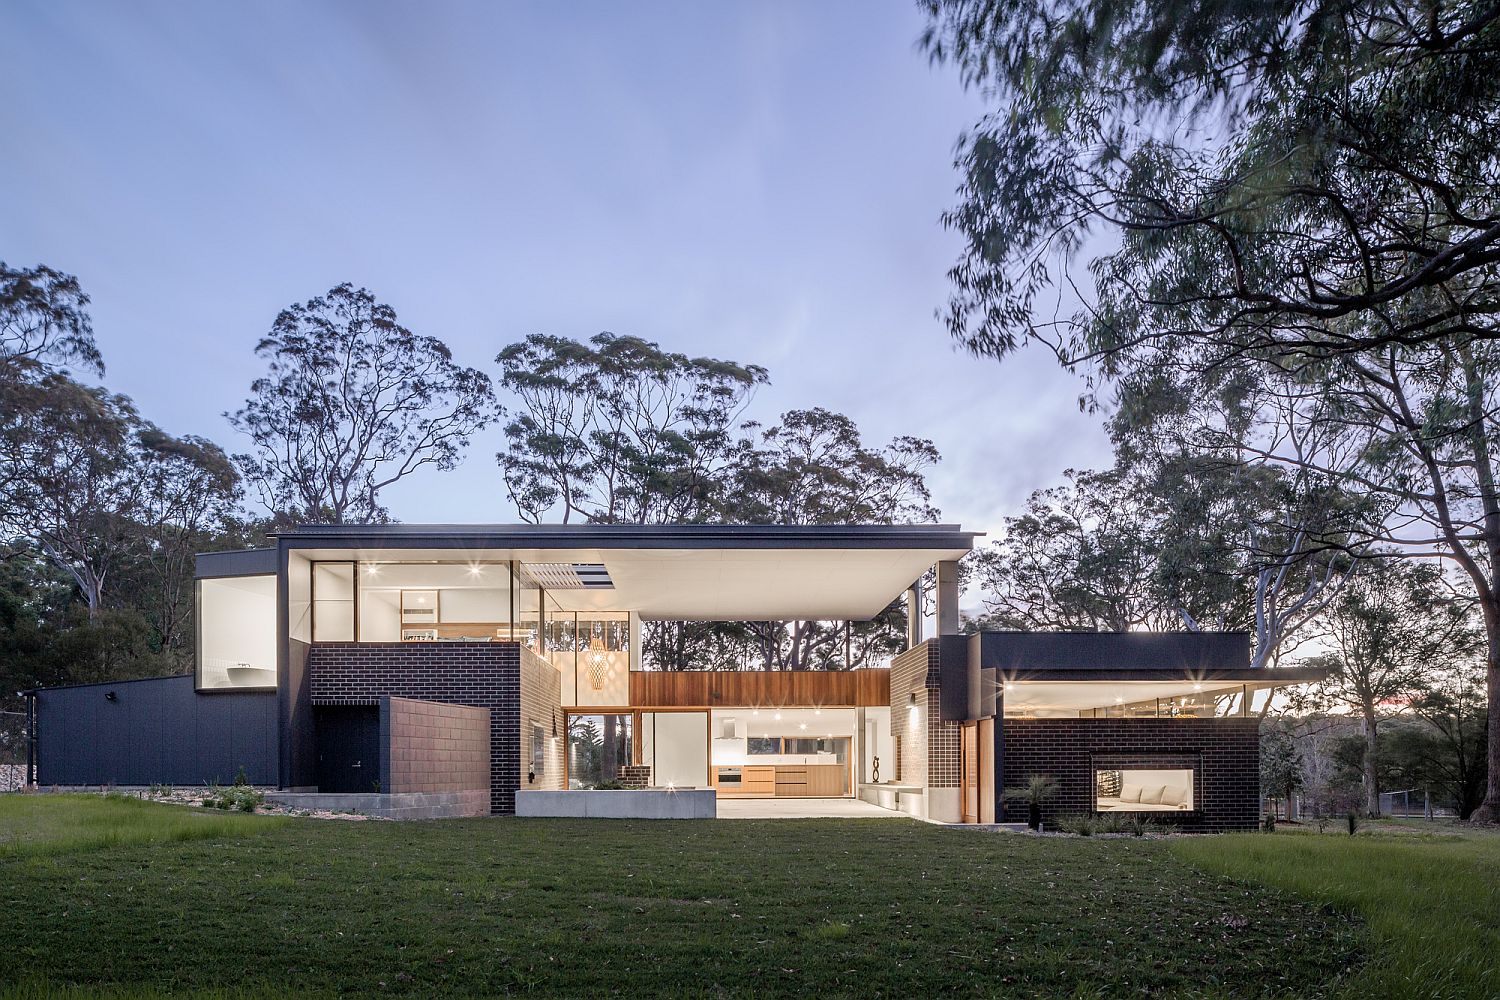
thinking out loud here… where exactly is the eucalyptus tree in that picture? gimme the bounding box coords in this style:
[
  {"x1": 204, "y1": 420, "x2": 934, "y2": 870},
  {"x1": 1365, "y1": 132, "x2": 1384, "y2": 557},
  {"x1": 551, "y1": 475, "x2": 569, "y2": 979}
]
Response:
[
  {"x1": 973, "y1": 467, "x2": 1172, "y2": 632},
  {"x1": 0, "y1": 262, "x2": 101, "y2": 378},
  {"x1": 1301, "y1": 557, "x2": 1482, "y2": 815},
  {"x1": 495, "y1": 332, "x2": 767, "y2": 524},
  {"x1": 0, "y1": 374, "x2": 238, "y2": 620},
  {"x1": 230, "y1": 284, "x2": 494, "y2": 525},
  {"x1": 924, "y1": 0, "x2": 1500, "y2": 819},
  {"x1": 728, "y1": 407, "x2": 941, "y2": 670}
]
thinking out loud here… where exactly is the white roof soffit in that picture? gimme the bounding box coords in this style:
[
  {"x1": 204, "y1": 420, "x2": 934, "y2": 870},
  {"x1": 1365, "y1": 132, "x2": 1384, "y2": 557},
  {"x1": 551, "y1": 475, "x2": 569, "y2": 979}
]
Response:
[
  {"x1": 1004, "y1": 680, "x2": 1279, "y2": 713},
  {"x1": 285, "y1": 544, "x2": 969, "y2": 620}
]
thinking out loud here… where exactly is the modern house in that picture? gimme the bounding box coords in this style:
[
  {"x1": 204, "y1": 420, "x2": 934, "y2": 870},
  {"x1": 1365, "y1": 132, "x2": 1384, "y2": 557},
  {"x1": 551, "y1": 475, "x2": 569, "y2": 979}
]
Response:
[{"x1": 24, "y1": 523, "x2": 1317, "y2": 828}]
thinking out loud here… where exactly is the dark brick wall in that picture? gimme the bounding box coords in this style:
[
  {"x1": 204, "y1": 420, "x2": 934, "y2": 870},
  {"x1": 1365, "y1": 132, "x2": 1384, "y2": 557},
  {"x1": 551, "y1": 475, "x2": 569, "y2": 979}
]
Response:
[
  {"x1": 307, "y1": 642, "x2": 525, "y2": 814},
  {"x1": 1001, "y1": 718, "x2": 1261, "y2": 832}
]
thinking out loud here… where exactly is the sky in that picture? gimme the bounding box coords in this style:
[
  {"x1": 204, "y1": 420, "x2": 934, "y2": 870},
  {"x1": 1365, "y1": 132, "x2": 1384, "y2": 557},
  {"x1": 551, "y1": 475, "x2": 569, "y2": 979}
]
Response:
[{"x1": 0, "y1": 0, "x2": 1113, "y2": 537}]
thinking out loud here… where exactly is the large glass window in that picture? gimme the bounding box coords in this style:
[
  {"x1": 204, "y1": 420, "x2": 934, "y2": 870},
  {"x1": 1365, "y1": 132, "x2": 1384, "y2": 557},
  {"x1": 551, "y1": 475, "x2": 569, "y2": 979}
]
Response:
[
  {"x1": 550, "y1": 611, "x2": 630, "y2": 706},
  {"x1": 1095, "y1": 768, "x2": 1195, "y2": 812},
  {"x1": 356, "y1": 561, "x2": 513, "y2": 642},
  {"x1": 197, "y1": 575, "x2": 277, "y2": 689},
  {"x1": 312, "y1": 562, "x2": 355, "y2": 641},
  {"x1": 566, "y1": 713, "x2": 633, "y2": 788}
]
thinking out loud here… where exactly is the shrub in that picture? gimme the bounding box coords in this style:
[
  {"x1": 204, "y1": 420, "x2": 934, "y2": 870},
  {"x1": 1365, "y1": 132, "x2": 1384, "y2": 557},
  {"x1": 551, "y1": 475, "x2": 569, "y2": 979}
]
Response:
[
  {"x1": 201, "y1": 784, "x2": 264, "y2": 813},
  {"x1": 1054, "y1": 813, "x2": 1098, "y2": 836}
]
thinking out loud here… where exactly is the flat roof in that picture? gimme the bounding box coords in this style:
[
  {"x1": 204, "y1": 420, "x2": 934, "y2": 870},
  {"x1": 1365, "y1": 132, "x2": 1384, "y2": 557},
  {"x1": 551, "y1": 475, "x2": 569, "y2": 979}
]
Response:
[
  {"x1": 976, "y1": 631, "x2": 1256, "y2": 676},
  {"x1": 268, "y1": 522, "x2": 980, "y2": 550},
  {"x1": 210, "y1": 523, "x2": 976, "y2": 621}
]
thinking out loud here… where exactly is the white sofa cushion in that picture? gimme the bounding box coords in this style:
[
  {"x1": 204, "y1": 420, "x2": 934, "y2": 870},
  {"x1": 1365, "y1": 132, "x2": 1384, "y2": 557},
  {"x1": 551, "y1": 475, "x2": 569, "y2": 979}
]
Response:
[
  {"x1": 1139, "y1": 785, "x2": 1166, "y2": 805},
  {"x1": 1161, "y1": 785, "x2": 1188, "y2": 807},
  {"x1": 1119, "y1": 783, "x2": 1143, "y2": 802}
]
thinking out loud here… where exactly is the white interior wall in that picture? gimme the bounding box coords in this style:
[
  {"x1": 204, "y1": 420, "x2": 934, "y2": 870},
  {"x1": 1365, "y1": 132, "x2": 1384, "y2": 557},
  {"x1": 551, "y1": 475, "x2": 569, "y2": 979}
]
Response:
[
  {"x1": 199, "y1": 575, "x2": 277, "y2": 688},
  {"x1": 288, "y1": 552, "x2": 311, "y2": 642},
  {"x1": 360, "y1": 589, "x2": 401, "y2": 641},
  {"x1": 861, "y1": 707, "x2": 892, "y2": 784},
  {"x1": 642, "y1": 712, "x2": 709, "y2": 787}
]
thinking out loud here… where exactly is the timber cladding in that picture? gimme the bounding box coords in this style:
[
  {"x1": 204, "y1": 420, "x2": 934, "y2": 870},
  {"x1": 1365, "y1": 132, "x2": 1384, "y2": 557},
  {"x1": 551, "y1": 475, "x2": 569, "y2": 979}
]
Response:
[
  {"x1": 1001, "y1": 717, "x2": 1261, "y2": 833},
  {"x1": 628, "y1": 669, "x2": 890, "y2": 708}
]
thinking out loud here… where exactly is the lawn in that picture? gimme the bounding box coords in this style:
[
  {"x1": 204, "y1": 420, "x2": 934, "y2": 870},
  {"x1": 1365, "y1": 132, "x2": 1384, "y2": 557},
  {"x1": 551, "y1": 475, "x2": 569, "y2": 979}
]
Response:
[
  {"x1": 0, "y1": 795, "x2": 1456, "y2": 999},
  {"x1": 0, "y1": 794, "x2": 286, "y2": 860},
  {"x1": 1173, "y1": 821, "x2": 1500, "y2": 1000}
]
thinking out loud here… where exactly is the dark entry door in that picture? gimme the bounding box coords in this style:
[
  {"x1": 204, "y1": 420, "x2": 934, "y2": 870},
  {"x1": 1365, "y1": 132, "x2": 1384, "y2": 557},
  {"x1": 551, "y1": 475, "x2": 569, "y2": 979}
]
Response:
[
  {"x1": 960, "y1": 723, "x2": 979, "y2": 823},
  {"x1": 315, "y1": 706, "x2": 381, "y2": 793}
]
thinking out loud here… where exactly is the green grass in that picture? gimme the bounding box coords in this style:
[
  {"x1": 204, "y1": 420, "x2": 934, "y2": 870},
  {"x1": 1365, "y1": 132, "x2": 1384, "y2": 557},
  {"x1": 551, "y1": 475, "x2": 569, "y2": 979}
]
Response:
[
  {"x1": 1172, "y1": 822, "x2": 1500, "y2": 1000},
  {"x1": 0, "y1": 798, "x2": 1358, "y2": 998},
  {"x1": 0, "y1": 794, "x2": 286, "y2": 860}
]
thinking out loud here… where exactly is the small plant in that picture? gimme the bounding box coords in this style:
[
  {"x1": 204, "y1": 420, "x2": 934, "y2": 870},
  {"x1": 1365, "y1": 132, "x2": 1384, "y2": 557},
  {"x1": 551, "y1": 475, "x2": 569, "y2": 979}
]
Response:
[
  {"x1": 1002, "y1": 774, "x2": 1059, "y2": 830},
  {"x1": 233, "y1": 766, "x2": 250, "y2": 788},
  {"x1": 592, "y1": 780, "x2": 627, "y2": 790},
  {"x1": 371, "y1": 779, "x2": 381, "y2": 793},
  {"x1": 1262, "y1": 812, "x2": 1277, "y2": 833},
  {"x1": 1054, "y1": 813, "x2": 1098, "y2": 836},
  {"x1": 201, "y1": 784, "x2": 264, "y2": 813},
  {"x1": 1346, "y1": 809, "x2": 1360, "y2": 836}
]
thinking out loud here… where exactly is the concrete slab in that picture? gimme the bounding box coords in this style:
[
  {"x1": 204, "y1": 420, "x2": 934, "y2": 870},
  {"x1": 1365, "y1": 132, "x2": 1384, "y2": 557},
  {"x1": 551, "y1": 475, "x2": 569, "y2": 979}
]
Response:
[
  {"x1": 515, "y1": 789, "x2": 716, "y2": 819},
  {"x1": 715, "y1": 797, "x2": 907, "y2": 820}
]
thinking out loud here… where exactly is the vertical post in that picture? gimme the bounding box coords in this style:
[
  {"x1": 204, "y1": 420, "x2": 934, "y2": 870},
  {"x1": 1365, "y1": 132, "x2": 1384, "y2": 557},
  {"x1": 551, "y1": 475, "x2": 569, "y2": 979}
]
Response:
[
  {"x1": 906, "y1": 580, "x2": 923, "y2": 650},
  {"x1": 24, "y1": 691, "x2": 36, "y2": 786},
  {"x1": 537, "y1": 586, "x2": 547, "y2": 655},
  {"x1": 843, "y1": 620, "x2": 851, "y2": 667},
  {"x1": 936, "y1": 560, "x2": 960, "y2": 637}
]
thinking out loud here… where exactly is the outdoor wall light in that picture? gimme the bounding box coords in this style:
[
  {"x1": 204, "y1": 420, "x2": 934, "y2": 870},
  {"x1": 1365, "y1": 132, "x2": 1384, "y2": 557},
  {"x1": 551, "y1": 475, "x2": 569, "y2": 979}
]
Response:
[{"x1": 105, "y1": 691, "x2": 117, "y2": 702}]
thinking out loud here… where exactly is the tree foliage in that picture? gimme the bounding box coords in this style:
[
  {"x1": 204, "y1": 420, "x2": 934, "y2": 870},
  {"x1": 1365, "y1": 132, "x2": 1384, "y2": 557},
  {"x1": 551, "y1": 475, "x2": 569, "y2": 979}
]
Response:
[
  {"x1": 230, "y1": 284, "x2": 495, "y2": 524},
  {"x1": 925, "y1": 0, "x2": 1500, "y2": 819},
  {"x1": 1298, "y1": 557, "x2": 1482, "y2": 814},
  {"x1": 496, "y1": 332, "x2": 767, "y2": 524},
  {"x1": 0, "y1": 262, "x2": 101, "y2": 378}
]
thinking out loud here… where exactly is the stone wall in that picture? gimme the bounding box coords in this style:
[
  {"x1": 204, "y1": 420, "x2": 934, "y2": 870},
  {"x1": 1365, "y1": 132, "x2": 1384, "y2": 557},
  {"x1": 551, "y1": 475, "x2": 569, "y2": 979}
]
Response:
[
  {"x1": 381, "y1": 697, "x2": 490, "y2": 795},
  {"x1": 1000, "y1": 717, "x2": 1261, "y2": 832}
]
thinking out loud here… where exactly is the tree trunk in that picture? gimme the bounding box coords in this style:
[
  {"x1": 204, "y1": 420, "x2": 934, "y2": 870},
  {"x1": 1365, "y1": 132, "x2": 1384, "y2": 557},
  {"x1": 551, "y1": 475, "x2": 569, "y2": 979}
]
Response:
[
  {"x1": 1478, "y1": 623, "x2": 1500, "y2": 823},
  {"x1": 1362, "y1": 708, "x2": 1380, "y2": 818}
]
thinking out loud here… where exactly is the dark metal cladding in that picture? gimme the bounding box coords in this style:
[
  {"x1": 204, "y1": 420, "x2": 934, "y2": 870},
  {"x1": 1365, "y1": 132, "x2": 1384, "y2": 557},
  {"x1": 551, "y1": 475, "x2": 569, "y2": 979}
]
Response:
[{"x1": 33, "y1": 674, "x2": 277, "y2": 786}]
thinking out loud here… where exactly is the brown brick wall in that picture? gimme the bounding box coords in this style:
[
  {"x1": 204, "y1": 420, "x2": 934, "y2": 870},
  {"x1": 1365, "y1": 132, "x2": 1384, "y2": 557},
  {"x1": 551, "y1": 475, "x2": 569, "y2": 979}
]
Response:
[
  {"x1": 383, "y1": 697, "x2": 490, "y2": 795},
  {"x1": 308, "y1": 642, "x2": 525, "y2": 813},
  {"x1": 1001, "y1": 718, "x2": 1261, "y2": 832},
  {"x1": 518, "y1": 646, "x2": 563, "y2": 792}
]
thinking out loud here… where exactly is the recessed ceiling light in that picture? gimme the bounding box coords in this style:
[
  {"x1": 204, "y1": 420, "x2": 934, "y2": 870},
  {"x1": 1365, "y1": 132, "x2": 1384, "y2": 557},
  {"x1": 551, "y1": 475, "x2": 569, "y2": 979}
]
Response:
[
  {"x1": 814, "y1": 709, "x2": 821, "y2": 716},
  {"x1": 751, "y1": 710, "x2": 759, "y2": 716},
  {"x1": 799, "y1": 723, "x2": 807, "y2": 730},
  {"x1": 773, "y1": 713, "x2": 782, "y2": 721}
]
